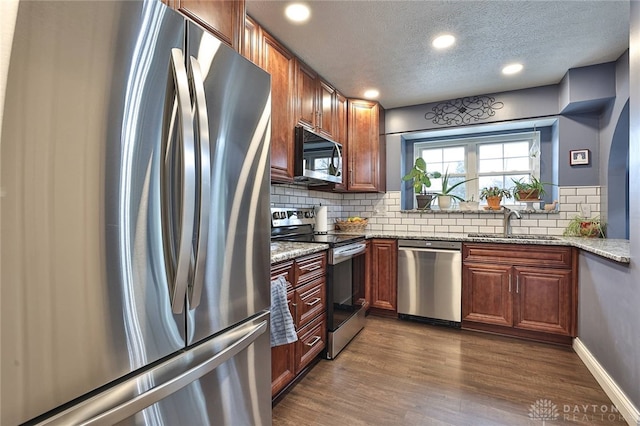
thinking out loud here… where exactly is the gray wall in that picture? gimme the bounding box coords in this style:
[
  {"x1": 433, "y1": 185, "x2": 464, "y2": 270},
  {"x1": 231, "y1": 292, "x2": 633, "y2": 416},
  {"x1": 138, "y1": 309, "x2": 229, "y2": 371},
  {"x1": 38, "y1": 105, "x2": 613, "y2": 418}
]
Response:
[
  {"x1": 385, "y1": 65, "x2": 619, "y2": 195},
  {"x1": 555, "y1": 114, "x2": 600, "y2": 187},
  {"x1": 576, "y1": 2, "x2": 640, "y2": 410},
  {"x1": 600, "y1": 51, "x2": 630, "y2": 238}
]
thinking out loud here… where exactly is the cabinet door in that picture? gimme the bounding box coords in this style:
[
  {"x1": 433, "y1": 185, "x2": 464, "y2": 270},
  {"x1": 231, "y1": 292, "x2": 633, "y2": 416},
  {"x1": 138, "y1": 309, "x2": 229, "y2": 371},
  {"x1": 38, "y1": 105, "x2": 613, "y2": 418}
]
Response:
[
  {"x1": 270, "y1": 262, "x2": 295, "y2": 397},
  {"x1": 271, "y1": 288, "x2": 296, "y2": 397},
  {"x1": 177, "y1": 0, "x2": 243, "y2": 50},
  {"x1": 317, "y1": 79, "x2": 335, "y2": 139},
  {"x1": 294, "y1": 277, "x2": 326, "y2": 327},
  {"x1": 295, "y1": 60, "x2": 318, "y2": 130},
  {"x1": 513, "y1": 267, "x2": 573, "y2": 336},
  {"x1": 262, "y1": 32, "x2": 295, "y2": 182},
  {"x1": 333, "y1": 92, "x2": 348, "y2": 191},
  {"x1": 347, "y1": 100, "x2": 382, "y2": 192},
  {"x1": 242, "y1": 15, "x2": 260, "y2": 65},
  {"x1": 369, "y1": 239, "x2": 398, "y2": 314},
  {"x1": 462, "y1": 263, "x2": 513, "y2": 327},
  {"x1": 294, "y1": 314, "x2": 326, "y2": 373}
]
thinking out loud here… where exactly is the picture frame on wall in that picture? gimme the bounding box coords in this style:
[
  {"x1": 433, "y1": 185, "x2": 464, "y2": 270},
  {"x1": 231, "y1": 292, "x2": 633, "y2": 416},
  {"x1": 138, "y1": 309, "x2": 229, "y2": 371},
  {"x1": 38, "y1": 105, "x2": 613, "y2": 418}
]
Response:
[{"x1": 570, "y1": 149, "x2": 590, "y2": 166}]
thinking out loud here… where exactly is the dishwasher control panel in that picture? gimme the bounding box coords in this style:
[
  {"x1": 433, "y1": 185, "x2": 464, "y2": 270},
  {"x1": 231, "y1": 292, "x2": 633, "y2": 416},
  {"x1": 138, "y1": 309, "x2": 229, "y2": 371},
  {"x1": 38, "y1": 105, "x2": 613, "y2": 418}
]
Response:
[{"x1": 398, "y1": 239, "x2": 461, "y2": 250}]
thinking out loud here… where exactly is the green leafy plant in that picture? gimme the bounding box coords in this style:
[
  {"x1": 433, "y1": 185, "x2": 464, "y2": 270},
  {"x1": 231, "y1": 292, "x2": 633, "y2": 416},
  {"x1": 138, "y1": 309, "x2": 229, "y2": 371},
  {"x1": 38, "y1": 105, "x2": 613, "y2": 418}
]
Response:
[
  {"x1": 479, "y1": 186, "x2": 512, "y2": 200},
  {"x1": 402, "y1": 157, "x2": 441, "y2": 194},
  {"x1": 434, "y1": 168, "x2": 477, "y2": 201},
  {"x1": 563, "y1": 216, "x2": 605, "y2": 238},
  {"x1": 510, "y1": 175, "x2": 551, "y2": 200}
]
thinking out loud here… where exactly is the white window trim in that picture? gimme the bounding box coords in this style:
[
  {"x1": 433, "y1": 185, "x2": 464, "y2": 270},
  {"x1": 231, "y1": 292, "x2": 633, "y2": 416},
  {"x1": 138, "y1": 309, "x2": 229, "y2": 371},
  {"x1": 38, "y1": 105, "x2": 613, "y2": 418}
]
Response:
[{"x1": 413, "y1": 131, "x2": 540, "y2": 205}]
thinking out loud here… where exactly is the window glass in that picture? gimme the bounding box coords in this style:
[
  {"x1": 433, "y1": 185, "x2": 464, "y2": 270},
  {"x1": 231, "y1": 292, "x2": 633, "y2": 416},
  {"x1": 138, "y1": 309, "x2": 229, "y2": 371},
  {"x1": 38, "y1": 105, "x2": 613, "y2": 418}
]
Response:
[{"x1": 412, "y1": 131, "x2": 540, "y2": 207}]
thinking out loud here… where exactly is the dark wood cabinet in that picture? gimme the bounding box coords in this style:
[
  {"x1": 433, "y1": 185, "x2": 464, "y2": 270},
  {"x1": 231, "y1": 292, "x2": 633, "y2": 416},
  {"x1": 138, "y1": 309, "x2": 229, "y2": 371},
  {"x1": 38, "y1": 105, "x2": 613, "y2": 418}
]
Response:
[
  {"x1": 294, "y1": 59, "x2": 336, "y2": 140},
  {"x1": 176, "y1": 0, "x2": 244, "y2": 50},
  {"x1": 367, "y1": 239, "x2": 398, "y2": 316},
  {"x1": 270, "y1": 252, "x2": 327, "y2": 398},
  {"x1": 513, "y1": 266, "x2": 573, "y2": 335},
  {"x1": 332, "y1": 92, "x2": 349, "y2": 191},
  {"x1": 240, "y1": 18, "x2": 385, "y2": 192},
  {"x1": 347, "y1": 100, "x2": 386, "y2": 192},
  {"x1": 269, "y1": 260, "x2": 295, "y2": 396},
  {"x1": 462, "y1": 263, "x2": 513, "y2": 327},
  {"x1": 261, "y1": 32, "x2": 296, "y2": 183},
  {"x1": 242, "y1": 15, "x2": 260, "y2": 65},
  {"x1": 462, "y1": 243, "x2": 577, "y2": 344}
]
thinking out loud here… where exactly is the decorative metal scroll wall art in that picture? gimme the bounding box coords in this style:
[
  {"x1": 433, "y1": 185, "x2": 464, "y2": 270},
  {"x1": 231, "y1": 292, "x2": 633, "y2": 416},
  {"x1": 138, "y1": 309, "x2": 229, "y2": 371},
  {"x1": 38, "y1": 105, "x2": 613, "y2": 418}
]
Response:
[{"x1": 424, "y1": 95, "x2": 504, "y2": 125}]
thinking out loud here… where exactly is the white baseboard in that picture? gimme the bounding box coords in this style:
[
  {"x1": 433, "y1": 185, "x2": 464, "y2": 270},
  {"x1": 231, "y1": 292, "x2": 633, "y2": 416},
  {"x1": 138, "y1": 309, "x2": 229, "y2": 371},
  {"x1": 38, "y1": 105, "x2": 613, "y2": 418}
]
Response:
[{"x1": 573, "y1": 338, "x2": 640, "y2": 426}]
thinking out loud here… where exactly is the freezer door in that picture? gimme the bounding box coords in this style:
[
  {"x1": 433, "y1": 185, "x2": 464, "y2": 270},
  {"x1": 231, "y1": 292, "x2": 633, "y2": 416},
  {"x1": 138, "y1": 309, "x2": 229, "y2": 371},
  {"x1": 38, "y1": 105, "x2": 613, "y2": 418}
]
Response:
[
  {"x1": 1, "y1": 1, "x2": 188, "y2": 424},
  {"x1": 185, "y1": 24, "x2": 272, "y2": 345},
  {"x1": 32, "y1": 312, "x2": 271, "y2": 426}
]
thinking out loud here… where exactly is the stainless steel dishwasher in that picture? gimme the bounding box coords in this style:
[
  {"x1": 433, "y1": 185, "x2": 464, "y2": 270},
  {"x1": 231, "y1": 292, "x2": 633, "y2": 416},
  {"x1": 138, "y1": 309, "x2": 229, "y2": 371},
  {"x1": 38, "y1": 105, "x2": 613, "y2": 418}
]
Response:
[{"x1": 397, "y1": 240, "x2": 462, "y2": 326}]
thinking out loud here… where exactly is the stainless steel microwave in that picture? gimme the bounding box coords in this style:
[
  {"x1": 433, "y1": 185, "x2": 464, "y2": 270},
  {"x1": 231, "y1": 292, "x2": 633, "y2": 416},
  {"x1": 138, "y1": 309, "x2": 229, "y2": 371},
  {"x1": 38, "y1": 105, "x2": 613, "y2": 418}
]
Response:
[{"x1": 294, "y1": 126, "x2": 343, "y2": 185}]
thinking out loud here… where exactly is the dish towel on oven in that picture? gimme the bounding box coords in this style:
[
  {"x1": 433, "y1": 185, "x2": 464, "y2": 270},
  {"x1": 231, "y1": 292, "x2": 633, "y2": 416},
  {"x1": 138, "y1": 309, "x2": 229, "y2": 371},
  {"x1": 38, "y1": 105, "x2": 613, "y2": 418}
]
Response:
[{"x1": 270, "y1": 276, "x2": 298, "y2": 347}]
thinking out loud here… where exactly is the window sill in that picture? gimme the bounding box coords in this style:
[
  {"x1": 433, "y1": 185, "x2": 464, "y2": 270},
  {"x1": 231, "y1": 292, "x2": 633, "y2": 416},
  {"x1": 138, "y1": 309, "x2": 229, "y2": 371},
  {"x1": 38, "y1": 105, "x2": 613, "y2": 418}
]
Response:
[{"x1": 400, "y1": 208, "x2": 560, "y2": 214}]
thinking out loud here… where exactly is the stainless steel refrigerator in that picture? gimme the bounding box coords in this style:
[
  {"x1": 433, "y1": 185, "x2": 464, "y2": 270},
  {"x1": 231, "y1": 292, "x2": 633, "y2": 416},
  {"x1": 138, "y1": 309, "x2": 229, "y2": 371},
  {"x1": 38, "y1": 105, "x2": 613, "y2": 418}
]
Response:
[{"x1": 0, "y1": 1, "x2": 272, "y2": 424}]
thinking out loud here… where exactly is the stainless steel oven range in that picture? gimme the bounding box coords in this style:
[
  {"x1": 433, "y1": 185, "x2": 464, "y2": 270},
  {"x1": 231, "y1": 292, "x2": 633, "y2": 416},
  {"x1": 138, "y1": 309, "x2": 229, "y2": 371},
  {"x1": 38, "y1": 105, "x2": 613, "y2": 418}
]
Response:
[{"x1": 271, "y1": 207, "x2": 367, "y2": 359}]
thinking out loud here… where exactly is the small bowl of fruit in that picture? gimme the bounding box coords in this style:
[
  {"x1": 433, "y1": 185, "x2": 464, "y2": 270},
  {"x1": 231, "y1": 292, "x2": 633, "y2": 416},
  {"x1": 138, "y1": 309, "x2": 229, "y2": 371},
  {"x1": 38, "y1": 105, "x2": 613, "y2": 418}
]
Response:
[{"x1": 335, "y1": 216, "x2": 368, "y2": 233}]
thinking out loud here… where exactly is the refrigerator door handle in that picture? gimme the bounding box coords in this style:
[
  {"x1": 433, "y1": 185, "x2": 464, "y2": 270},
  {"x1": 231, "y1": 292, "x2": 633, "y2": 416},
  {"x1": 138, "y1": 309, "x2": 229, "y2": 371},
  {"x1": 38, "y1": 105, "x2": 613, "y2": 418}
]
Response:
[
  {"x1": 162, "y1": 48, "x2": 197, "y2": 314},
  {"x1": 35, "y1": 317, "x2": 269, "y2": 425},
  {"x1": 187, "y1": 56, "x2": 211, "y2": 310}
]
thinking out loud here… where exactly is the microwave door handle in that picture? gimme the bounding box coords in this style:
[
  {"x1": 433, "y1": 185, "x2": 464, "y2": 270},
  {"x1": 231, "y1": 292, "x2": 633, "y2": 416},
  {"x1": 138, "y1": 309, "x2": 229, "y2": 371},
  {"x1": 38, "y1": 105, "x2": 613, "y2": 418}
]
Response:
[
  {"x1": 187, "y1": 56, "x2": 211, "y2": 310},
  {"x1": 162, "y1": 48, "x2": 196, "y2": 314}
]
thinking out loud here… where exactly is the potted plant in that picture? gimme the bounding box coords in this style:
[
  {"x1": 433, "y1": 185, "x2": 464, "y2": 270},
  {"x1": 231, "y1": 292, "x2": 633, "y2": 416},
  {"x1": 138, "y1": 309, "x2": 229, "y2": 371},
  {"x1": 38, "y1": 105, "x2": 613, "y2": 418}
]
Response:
[
  {"x1": 402, "y1": 157, "x2": 441, "y2": 209},
  {"x1": 510, "y1": 175, "x2": 550, "y2": 201},
  {"x1": 563, "y1": 216, "x2": 605, "y2": 238},
  {"x1": 479, "y1": 186, "x2": 512, "y2": 210},
  {"x1": 459, "y1": 196, "x2": 479, "y2": 211},
  {"x1": 435, "y1": 168, "x2": 477, "y2": 209}
]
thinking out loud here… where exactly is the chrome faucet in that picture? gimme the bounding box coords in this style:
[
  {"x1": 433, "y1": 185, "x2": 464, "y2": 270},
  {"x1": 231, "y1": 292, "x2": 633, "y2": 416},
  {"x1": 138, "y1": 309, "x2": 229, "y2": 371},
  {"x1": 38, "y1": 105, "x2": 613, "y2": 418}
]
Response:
[{"x1": 502, "y1": 206, "x2": 522, "y2": 236}]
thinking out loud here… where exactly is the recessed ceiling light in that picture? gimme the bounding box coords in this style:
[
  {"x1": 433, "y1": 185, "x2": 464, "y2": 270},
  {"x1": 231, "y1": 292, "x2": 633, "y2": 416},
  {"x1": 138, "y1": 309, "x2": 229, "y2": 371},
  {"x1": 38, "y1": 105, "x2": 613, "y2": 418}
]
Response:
[
  {"x1": 363, "y1": 89, "x2": 379, "y2": 99},
  {"x1": 432, "y1": 34, "x2": 456, "y2": 49},
  {"x1": 502, "y1": 63, "x2": 524, "y2": 75},
  {"x1": 285, "y1": 3, "x2": 310, "y2": 23}
]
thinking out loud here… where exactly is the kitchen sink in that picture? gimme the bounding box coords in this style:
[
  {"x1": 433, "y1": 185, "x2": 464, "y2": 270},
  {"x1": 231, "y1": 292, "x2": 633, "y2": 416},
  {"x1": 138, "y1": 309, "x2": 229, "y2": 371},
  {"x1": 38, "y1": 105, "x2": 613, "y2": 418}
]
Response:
[{"x1": 467, "y1": 233, "x2": 559, "y2": 241}]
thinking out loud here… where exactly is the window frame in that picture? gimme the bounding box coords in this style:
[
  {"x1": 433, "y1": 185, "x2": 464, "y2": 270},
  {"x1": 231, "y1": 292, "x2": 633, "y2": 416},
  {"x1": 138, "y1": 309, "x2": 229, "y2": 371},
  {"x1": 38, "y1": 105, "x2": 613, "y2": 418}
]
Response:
[{"x1": 412, "y1": 131, "x2": 540, "y2": 206}]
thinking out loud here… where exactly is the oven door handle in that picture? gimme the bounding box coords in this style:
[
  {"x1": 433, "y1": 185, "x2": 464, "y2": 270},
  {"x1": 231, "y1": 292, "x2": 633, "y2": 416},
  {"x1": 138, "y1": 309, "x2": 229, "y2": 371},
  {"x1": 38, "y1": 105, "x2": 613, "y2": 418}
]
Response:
[{"x1": 332, "y1": 243, "x2": 367, "y2": 264}]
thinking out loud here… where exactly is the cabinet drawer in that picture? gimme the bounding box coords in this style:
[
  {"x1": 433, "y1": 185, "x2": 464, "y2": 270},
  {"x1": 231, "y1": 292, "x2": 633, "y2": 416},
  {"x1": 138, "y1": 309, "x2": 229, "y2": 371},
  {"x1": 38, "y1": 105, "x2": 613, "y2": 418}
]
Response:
[
  {"x1": 295, "y1": 313, "x2": 326, "y2": 373},
  {"x1": 271, "y1": 260, "x2": 294, "y2": 292},
  {"x1": 463, "y1": 243, "x2": 573, "y2": 269},
  {"x1": 295, "y1": 277, "x2": 326, "y2": 327},
  {"x1": 294, "y1": 252, "x2": 326, "y2": 285}
]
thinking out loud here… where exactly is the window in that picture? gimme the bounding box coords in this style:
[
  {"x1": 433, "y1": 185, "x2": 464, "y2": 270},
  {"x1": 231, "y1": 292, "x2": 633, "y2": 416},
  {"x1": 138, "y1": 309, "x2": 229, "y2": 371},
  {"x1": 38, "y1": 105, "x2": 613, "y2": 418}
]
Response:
[{"x1": 412, "y1": 131, "x2": 540, "y2": 205}]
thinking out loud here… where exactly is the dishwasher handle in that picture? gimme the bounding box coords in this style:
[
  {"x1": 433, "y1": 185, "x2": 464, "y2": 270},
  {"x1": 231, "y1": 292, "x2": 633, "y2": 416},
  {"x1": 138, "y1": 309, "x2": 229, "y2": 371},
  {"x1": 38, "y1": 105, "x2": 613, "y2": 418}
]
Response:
[
  {"x1": 399, "y1": 246, "x2": 460, "y2": 254},
  {"x1": 398, "y1": 239, "x2": 461, "y2": 251}
]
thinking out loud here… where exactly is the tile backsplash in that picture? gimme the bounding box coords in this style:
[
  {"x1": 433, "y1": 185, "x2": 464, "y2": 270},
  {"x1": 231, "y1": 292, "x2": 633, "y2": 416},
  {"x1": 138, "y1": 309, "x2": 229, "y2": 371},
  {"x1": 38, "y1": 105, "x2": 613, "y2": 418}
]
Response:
[{"x1": 271, "y1": 184, "x2": 601, "y2": 236}]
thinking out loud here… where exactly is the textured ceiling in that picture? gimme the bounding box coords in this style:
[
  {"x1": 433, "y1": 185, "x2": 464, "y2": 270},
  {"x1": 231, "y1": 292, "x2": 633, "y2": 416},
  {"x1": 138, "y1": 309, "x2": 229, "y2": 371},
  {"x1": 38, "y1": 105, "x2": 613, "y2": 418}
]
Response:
[{"x1": 246, "y1": 0, "x2": 630, "y2": 109}]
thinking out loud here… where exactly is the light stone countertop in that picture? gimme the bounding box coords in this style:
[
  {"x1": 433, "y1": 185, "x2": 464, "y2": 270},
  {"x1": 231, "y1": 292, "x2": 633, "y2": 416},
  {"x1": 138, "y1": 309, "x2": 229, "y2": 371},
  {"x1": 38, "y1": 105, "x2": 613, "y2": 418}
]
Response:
[
  {"x1": 270, "y1": 241, "x2": 329, "y2": 264},
  {"x1": 270, "y1": 232, "x2": 630, "y2": 265}
]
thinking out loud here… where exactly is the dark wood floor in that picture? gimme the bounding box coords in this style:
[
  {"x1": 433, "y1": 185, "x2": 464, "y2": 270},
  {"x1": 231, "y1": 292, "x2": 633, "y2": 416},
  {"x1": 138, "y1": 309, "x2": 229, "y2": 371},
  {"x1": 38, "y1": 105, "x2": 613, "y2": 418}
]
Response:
[{"x1": 273, "y1": 316, "x2": 626, "y2": 425}]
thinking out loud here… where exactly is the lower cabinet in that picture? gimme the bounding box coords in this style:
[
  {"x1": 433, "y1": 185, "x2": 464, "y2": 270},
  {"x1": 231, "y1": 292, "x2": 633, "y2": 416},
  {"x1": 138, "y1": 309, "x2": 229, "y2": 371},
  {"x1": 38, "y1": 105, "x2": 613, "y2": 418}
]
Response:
[
  {"x1": 462, "y1": 243, "x2": 577, "y2": 344},
  {"x1": 270, "y1": 252, "x2": 327, "y2": 398},
  {"x1": 367, "y1": 239, "x2": 398, "y2": 316}
]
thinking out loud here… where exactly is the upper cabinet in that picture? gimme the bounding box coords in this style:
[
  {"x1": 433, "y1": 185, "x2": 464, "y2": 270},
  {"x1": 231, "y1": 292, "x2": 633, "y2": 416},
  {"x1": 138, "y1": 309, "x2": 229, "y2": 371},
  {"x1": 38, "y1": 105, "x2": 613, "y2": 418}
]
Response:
[
  {"x1": 333, "y1": 92, "x2": 348, "y2": 192},
  {"x1": 261, "y1": 32, "x2": 296, "y2": 183},
  {"x1": 175, "y1": 0, "x2": 244, "y2": 50},
  {"x1": 242, "y1": 15, "x2": 260, "y2": 65},
  {"x1": 244, "y1": 16, "x2": 386, "y2": 191},
  {"x1": 347, "y1": 100, "x2": 386, "y2": 192},
  {"x1": 294, "y1": 59, "x2": 336, "y2": 140}
]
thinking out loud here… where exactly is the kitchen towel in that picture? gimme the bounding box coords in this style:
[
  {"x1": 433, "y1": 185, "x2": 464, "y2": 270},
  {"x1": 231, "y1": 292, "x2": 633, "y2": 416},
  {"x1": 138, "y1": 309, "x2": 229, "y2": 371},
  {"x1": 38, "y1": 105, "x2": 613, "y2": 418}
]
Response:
[
  {"x1": 270, "y1": 276, "x2": 298, "y2": 347},
  {"x1": 315, "y1": 205, "x2": 328, "y2": 234}
]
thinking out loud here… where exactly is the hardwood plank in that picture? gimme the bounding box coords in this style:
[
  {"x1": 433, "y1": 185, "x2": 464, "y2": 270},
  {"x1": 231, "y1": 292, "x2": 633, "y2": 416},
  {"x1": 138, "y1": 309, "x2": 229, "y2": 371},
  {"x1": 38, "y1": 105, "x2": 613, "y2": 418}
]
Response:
[{"x1": 273, "y1": 316, "x2": 626, "y2": 425}]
